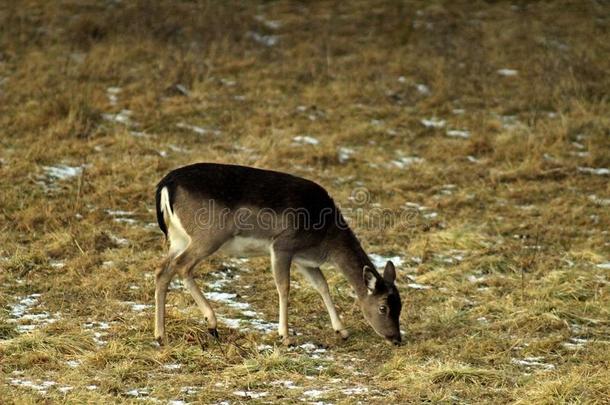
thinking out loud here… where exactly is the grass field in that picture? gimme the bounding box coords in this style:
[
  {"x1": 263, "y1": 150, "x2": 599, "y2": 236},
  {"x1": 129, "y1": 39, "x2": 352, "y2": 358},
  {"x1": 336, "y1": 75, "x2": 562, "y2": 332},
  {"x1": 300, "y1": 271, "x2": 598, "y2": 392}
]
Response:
[{"x1": 1, "y1": 0, "x2": 609, "y2": 403}]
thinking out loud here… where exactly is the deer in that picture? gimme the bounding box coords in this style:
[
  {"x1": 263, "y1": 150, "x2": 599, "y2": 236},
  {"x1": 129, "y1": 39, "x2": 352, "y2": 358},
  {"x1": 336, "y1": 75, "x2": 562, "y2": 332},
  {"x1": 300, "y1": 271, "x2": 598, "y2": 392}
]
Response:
[{"x1": 154, "y1": 163, "x2": 402, "y2": 346}]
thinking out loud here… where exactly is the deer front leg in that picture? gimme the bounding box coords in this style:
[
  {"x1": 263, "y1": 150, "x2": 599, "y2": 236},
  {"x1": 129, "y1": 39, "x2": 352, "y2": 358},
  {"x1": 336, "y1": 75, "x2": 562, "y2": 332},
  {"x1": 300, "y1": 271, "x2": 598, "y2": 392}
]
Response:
[
  {"x1": 296, "y1": 265, "x2": 349, "y2": 339},
  {"x1": 270, "y1": 248, "x2": 292, "y2": 345}
]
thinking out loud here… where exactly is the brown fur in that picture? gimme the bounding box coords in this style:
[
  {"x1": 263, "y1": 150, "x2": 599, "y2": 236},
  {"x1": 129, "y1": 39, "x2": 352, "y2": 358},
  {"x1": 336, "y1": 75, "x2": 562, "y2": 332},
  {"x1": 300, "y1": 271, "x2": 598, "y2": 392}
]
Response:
[{"x1": 155, "y1": 163, "x2": 402, "y2": 345}]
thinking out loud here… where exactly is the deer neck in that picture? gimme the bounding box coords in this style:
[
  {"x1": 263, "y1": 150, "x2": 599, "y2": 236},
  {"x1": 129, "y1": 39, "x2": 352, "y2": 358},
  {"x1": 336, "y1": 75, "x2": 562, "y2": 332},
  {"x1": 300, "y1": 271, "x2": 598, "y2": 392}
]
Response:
[{"x1": 329, "y1": 226, "x2": 374, "y2": 300}]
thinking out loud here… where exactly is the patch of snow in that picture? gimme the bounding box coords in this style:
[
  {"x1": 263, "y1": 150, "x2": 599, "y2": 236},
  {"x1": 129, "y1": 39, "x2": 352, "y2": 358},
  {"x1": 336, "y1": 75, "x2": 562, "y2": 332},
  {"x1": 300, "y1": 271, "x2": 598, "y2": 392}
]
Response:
[
  {"x1": 391, "y1": 156, "x2": 424, "y2": 168},
  {"x1": 511, "y1": 357, "x2": 555, "y2": 371},
  {"x1": 338, "y1": 147, "x2": 355, "y2": 163},
  {"x1": 297, "y1": 342, "x2": 327, "y2": 353},
  {"x1": 163, "y1": 363, "x2": 182, "y2": 371},
  {"x1": 130, "y1": 130, "x2": 154, "y2": 138},
  {"x1": 168, "y1": 144, "x2": 189, "y2": 153},
  {"x1": 596, "y1": 262, "x2": 610, "y2": 270},
  {"x1": 9, "y1": 378, "x2": 57, "y2": 395},
  {"x1": 578, "y1": 167, "x2": 609, "y2": 176},
  {"x1": 241, "y1": 310, "x2": 258, "y2": 317},
  {"x1": 407, "y1": 283, "x2": 432, "y2": 290},
  {"x1": 107, "y1": 87, "x2": 121, "y2": 105},
  {"x1": 497, "y1": 68, "x2": 518, "y2": 76},
  {"x1": 446, "y1": 129, "x2": 470, "y2": 139},
  {"x1": 180, "y1": 386, "x2": 200, "y2": 395},
  {"x1": 169, "y1": 278, "x2": 183, "y2": 290},
  {"x1": 233, "y1": 390, "x2": 268, "y2": 399},
  {"x1": 230, "y1": 301, "x2": 252, "y2": 311},
  {"x1": 66, "y1": 360, "x2": 82, "y2": 368},
  {"x1": 292, "y1": 342, "x2": 332, "y2": 360},
  {"x1": 302, "y1": 389, "x2": 330, "y2": 399},
  {"x1": 50, "y1": 260, "x2": 65, "y2": 269},
  {"x1": 341, "y1": 387, "x2": 368, "y2": 395},
  {"x1": 369, "y1": 254, "x2": 404, "y2": 268},
  {"x1": 416, "y1": 84, "x2": 430, "y2": 95},
  {"x1": 43, "y1": 165, "x2": 83, "y2": 180},
  {"x1": 420, "y1": 118, "x2": 445, "y2": 128},
  {"x1": 293, "y1": 135, "x2": 319, "y2": 145},
  {"x1": 404, "y1": 202, "x2": 428, "y2": 211},
  {"x1": 219, "y1": 317, "x2": 242, "y2": 329},
  {"x1": 19, "y1": 312, "x2": 52, "y2": 321},
  {"x1": 176, "y1": 122, "x2": 221, "y2": 136},
  {"x1": 498, "y1": 115, "x2": 524, "y2": 130},
  {"x1": 570, "y1": 151, "x2": 590, "y2": 158},
  {"x1": 9, "y1": 294, "x2": 41, "y2": 317},
  {"x1": 83, "y1": 321, "x2": 111, "y2": 330},
  {"x1": 249, "y1": 318, "x2": 277, "y2": 334},
  {"x1": 467, "y1": 274, "x2": 486, "y2": 283},
  {"x1": 123, "y1": 302, "x2": 153, "y2": 312},
  {"x1": 174, "y1": 84, "x2": 190, "y2": 96},
  {"x1": 113, "y1": 217, "x2": 138, "y2": 225},
  {"x1": 452, "y1": 108, "x2": 465, "y2": 115},
  {"x1": 106, "y1": 209, "x2": 134, "y2": 217},
  {"x1": 126, "y1": 388, "x2": 150, "y2": 397},
  {"x1": 562, "y1": 337, "x2": 588, "y2": 350},
  {"x1": 17, "y1": 325, "x2": 38, "y2": 332},
  {"x1": 7, "y1": 294, "x2": 61, "y2": 334},
  {"x1": 220, "y1": 78, "x2": 236, "y2": 86},
  {"x1": 410, "y1": 256, "x2": 423, "y2": 264},
  {"x1": 102, "y1": 109, "x2": 134, "y2": 126},
  {"x1": 206, "y1": 292, "x2": 237, "y2": 302},
  {"x1": 107, "y1": 233, "x2": 129, "y2": 246},
  {"x1": 271, "y1": 380, "x2": 298, "y2": 389},
  {"x1": 92, "y1": 331, "x2": 107, "y2": 346},
  {"x1": 246, "y1": 31, "x2": 279, "y2": 47}
]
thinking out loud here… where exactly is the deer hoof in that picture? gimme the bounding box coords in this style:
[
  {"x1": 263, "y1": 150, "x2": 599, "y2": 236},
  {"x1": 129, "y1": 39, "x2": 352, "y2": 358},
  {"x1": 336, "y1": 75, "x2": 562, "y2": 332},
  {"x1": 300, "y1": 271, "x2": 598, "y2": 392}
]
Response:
[
  {"x1": 281, "y1": 336, "x2": 295, "y2": 347},
  {"x1": 208, "y1": 328, "x2": 219, "y2": 339},
  {"x1": 336, "y1": 329, "x2": 350, "y2": 340}
]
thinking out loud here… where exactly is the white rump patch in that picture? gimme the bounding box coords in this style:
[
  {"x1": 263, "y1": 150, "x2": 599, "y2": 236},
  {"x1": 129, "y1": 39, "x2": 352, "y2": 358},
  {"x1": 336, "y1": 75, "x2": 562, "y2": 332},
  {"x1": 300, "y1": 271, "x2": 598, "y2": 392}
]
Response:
[{"x1": 160, "y1": 187, "x2": 191, "y2": 258}]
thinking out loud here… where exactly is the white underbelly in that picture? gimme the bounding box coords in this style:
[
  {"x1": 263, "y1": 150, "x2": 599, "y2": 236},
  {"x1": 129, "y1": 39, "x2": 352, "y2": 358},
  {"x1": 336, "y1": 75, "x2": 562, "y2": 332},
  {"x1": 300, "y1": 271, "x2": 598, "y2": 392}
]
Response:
[
  {"x1": 293, "y1": 256, "x2": 324, "y2": 268},
  {"x1": 218, "y1": 236, "x2": 271, "y2": 257}
]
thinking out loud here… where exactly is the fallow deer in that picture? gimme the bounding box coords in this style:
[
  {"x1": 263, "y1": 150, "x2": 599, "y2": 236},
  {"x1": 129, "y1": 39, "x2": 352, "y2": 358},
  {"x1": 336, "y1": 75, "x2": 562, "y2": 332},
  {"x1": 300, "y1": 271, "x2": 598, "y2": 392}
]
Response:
[{"x1": 154, "y1": 163, "x2": 402, "y2": 345}]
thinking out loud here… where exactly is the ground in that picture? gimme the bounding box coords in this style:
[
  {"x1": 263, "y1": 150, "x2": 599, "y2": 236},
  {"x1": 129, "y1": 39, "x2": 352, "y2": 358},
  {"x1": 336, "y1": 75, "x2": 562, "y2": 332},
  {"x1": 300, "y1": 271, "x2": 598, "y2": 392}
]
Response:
[{"x1": 0, "y1": 0, "x2": 609, "y2": 403}]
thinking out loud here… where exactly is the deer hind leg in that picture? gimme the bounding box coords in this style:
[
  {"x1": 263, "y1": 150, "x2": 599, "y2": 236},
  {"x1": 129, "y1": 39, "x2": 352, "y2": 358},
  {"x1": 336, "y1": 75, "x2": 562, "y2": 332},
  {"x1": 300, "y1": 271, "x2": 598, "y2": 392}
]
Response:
[
  {"x1": 155, "y1": 257, "x2": 177, "y2": 345},
  {"x1": 296, "y1": 265, "x2": 349, "y2": 339},
  {"x1": 156, "y1": 188, "x2": 192, "y2": 345},
  {"x1": 170, "y1": 239, "x2": 226, "y2": 339},
  {"x1": 178, "y1": 260, "x2": 219, "y2": 338},
  {"x1": 270, "y1": 247, "x2": 293, "y2": 345}
]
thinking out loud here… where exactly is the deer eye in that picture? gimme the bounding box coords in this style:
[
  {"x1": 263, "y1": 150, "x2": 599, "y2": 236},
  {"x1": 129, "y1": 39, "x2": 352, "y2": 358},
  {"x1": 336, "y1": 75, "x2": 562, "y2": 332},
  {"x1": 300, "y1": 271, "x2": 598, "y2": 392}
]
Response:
[{"x1": 378, "y1": 305, "x2": 387, "y2": 314}]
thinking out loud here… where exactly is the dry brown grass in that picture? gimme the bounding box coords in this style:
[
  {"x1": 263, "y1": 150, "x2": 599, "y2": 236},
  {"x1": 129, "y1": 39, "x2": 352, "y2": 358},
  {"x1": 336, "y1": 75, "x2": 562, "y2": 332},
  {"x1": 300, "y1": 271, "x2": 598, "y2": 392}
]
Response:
[{"x1": 1, "y1": 0, "x2": 609, "y2": 403}]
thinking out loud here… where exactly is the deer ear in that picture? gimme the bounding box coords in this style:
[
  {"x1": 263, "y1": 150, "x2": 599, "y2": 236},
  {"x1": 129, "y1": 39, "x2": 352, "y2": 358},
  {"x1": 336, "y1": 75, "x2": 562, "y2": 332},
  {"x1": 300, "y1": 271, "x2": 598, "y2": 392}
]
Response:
[
  {"x1": 363, "y1": 266, "x2": 380, "y2": 293},
  {"x1": 383, "y1": 261, "x2": 396, "y2": 283}
]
